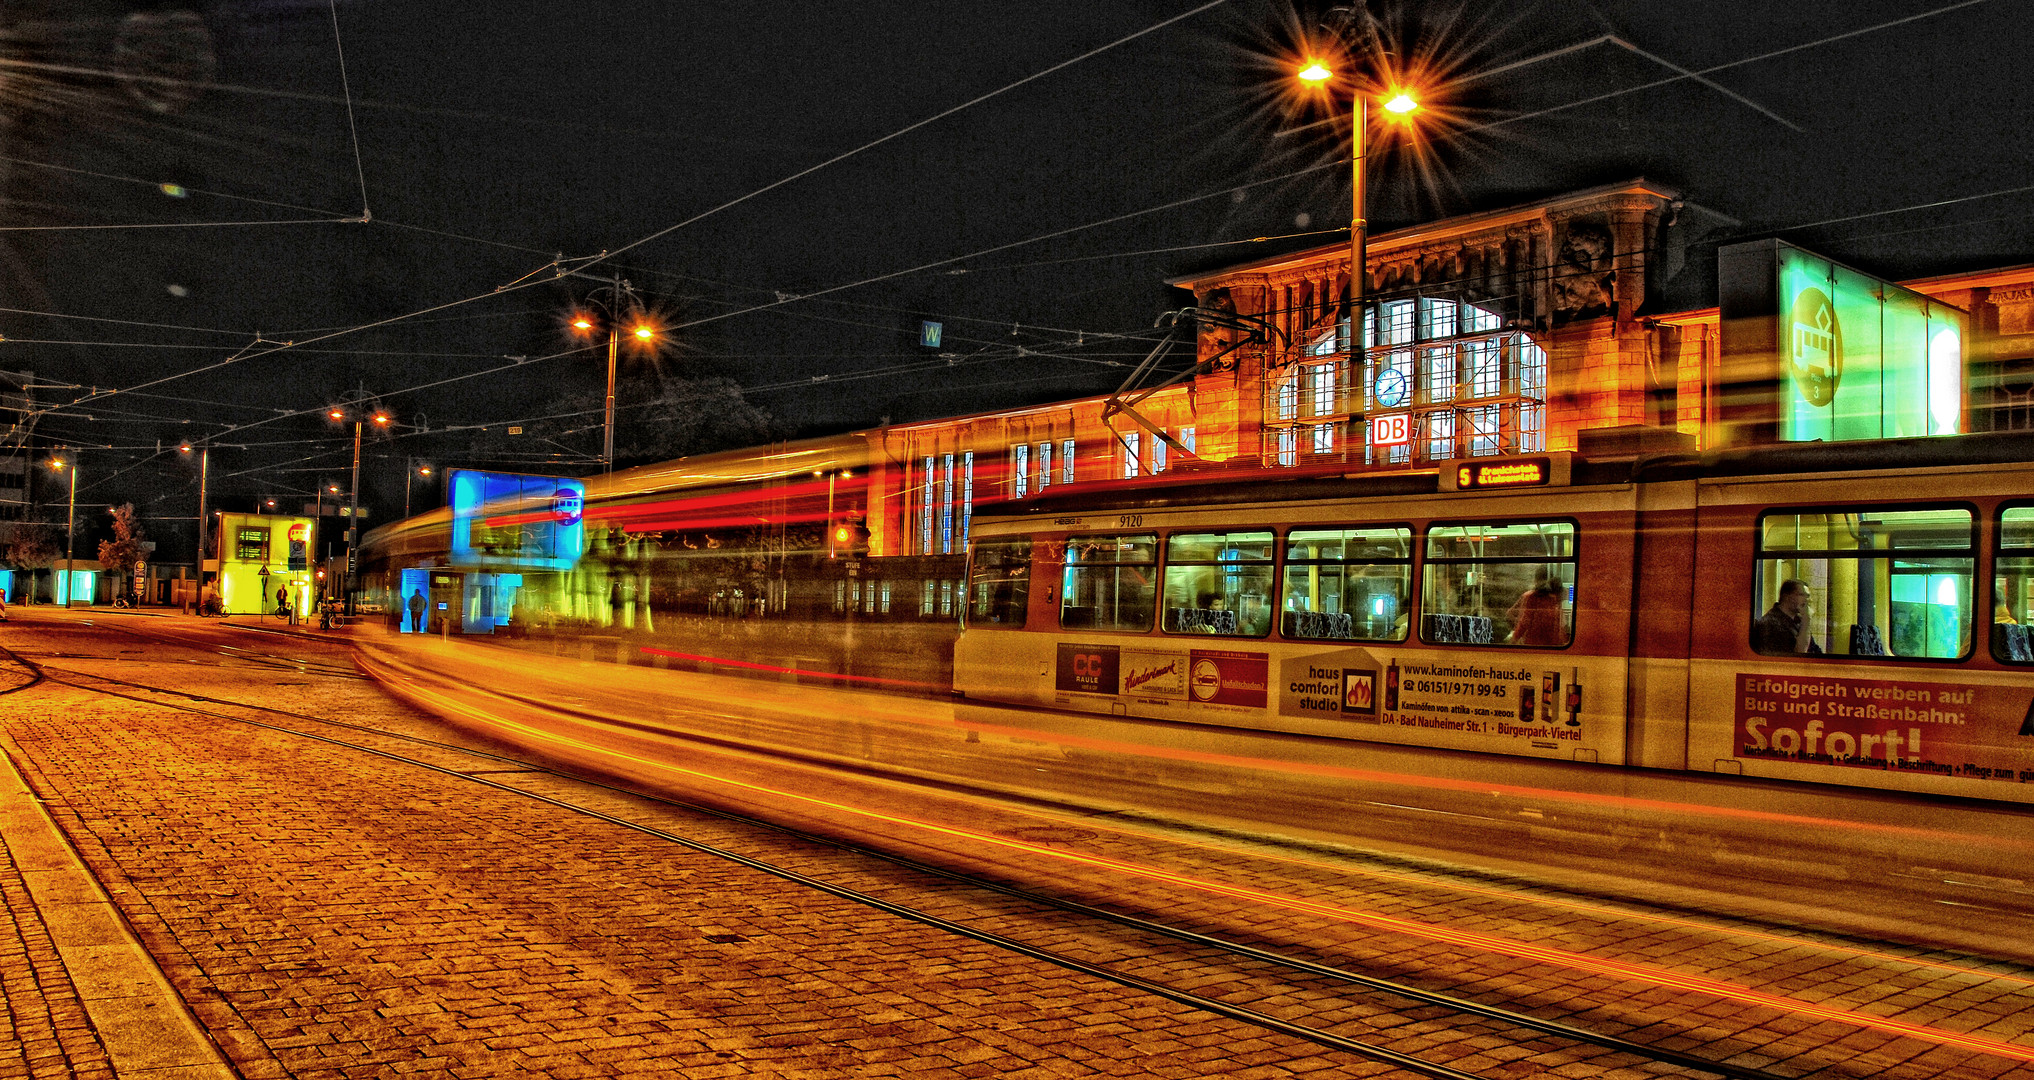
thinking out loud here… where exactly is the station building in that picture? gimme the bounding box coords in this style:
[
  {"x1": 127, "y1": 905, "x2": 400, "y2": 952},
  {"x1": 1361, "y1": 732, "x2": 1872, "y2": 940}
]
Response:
[{"x1": 855, "y1": 179, "x2": 2034, "y2": 559}]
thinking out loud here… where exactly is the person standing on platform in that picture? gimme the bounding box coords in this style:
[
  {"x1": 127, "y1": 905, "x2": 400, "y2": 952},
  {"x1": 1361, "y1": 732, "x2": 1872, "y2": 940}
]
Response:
[{"x1": 407, "y1": 588, "x2": 427, "y2": 633}]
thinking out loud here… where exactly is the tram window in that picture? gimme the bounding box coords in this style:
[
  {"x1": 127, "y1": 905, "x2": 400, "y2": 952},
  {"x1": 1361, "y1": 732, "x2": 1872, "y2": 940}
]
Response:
[
  {"x1": 1061, "y1": 534, "x2": 1157, "y2": 632},
  {"x1": 1755, "y1": 507, "x2": 1973, "y2": 660},
  {"x1": 1161, "y1": 531, "x2": 1273, "y2": 637},
  {"x1": 967, "y1": 536, "x2": 1031, "y2": 627},
  {"x1": 1423, "y1": 521, "x2": 1575, "y2": 647},
  {"x1": 1991, "y1": 507, "x2": 2034, "y2": 662},
  {"x1": 1281, "y1": 526, "x2": 1411, "y2": 641}
]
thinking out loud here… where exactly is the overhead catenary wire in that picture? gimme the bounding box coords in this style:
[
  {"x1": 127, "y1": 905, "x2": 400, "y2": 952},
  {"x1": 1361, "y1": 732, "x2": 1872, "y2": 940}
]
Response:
[
  {"x1": 30, "y1": 3, "x2": 1232, "y2": 435},
  {"x1": 19, "y1": 0, "x2": 2020, "y2": 467},
  {"x1": 328, "y1": 0, "x2": 372, "y2": 222}
]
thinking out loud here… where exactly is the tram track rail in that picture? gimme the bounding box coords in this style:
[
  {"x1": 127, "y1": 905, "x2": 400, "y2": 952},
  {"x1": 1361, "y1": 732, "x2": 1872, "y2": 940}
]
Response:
[
  {"x1": 0, "y1": 640, "x2": 1832, "y2": 1080},
  {"x1": 34, "y1": 616, "x2": 368, "y2": 681}
]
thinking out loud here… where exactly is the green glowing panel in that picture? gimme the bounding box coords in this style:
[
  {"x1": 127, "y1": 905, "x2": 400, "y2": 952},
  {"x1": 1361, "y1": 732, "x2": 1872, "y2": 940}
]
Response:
[{"x1": 1777, "y1": 247, "x2": 1963, "y2": 443}]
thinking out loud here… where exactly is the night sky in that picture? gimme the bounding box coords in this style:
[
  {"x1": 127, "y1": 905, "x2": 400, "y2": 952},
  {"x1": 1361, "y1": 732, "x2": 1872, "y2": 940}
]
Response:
[{"x1": 4, "y1": 0, "x2": 2030, "y2": 559}]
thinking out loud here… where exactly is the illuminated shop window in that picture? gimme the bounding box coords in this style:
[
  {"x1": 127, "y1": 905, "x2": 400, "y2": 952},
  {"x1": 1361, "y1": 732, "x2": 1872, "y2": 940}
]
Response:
[
  {"x1": 920, "y1": 455, "x2": 935, "y2": 554},
  {"x1": 235, "y1": 527, "x2": 269, "y2": 562},
  {"x1": 1312, "y1": 423, "x2": 1334, "y2": 456},
  {"x1": 1151, "y1": 432, "x2": 1167, "y2": 473},
  {"x1": 1061, "y1": 439, "x2": 1075, "y2": 484},
  {"x1": 1281, "y1": 526, "x2": 1410, "y2": 641},
  {"x1": 1162, "y1": 530, "x2": 1273, "y2": 637},
  {"x1": 1036, "y1": 442, "x2": 1052, "y2": 491},
  {"x1": 1755, "y1": 507, "x2": 1973, "y2": 660},
  {"x1": 1012, "y1": 443, "x2": 1029, "y2": 499},
  {"x1": 1121, "y1": 432, "x2": 1140, "y2": 478},
  {"x1": 940, "y1": 453, "x2": 954, "y2": 554},
  {"x1": 961, "y1": 450, "x2": 974, "y2": 548}
]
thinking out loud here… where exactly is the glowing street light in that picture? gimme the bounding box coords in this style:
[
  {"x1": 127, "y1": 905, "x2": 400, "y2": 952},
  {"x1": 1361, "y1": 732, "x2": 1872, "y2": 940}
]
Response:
[
  {"x1": 49, "y1": 454, "x2": 76, "y2": 604},
  {"x1": 566, "y1": 270, "x2": 659, "y2": 474},
  {"x1": 180, "y1": 442, "x2": 209, "y2": 567},
  {"x1": 405, "y1": 460, "x2": 434, "y2": 519},
  {"x1": 328, "y1": 405, "x2": 392, "y2": 612},
  {"x1": 1295, "y1": 54, "x2": 1422, "y2": 320}
]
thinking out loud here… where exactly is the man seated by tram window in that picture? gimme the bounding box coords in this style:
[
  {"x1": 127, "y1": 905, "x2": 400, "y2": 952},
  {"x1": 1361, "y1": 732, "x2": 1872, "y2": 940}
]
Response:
[{"x1": 1755, "y1": 579, "x2": 1821, "y2": 655}]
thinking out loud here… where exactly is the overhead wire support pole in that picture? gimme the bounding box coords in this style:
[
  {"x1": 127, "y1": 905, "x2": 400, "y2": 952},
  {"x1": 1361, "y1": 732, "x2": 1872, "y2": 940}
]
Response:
[
  {"x1": 604, "y1": 268, "x2": 619, "y2": 474},
  {"x1": 346, "y1": 419, "x2": 362, "y2": 614}
]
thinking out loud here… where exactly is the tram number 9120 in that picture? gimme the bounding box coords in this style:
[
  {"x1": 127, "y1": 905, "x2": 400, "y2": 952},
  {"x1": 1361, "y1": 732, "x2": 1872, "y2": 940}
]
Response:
[{"x1": 1117, "y1": 514, "x2": 1144, "y2": 528}]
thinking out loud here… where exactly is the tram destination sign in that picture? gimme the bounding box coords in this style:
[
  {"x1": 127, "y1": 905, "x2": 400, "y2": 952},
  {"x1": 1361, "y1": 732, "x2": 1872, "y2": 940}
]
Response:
[{"x1": 1441, "y1": 453, "x2": 1571, "y2": 492}]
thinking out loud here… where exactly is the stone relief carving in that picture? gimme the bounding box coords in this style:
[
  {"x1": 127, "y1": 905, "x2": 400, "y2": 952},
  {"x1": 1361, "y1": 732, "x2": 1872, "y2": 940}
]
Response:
[{"x1": 1550, "y1": 217, "x2": 1615, "y2": 322}]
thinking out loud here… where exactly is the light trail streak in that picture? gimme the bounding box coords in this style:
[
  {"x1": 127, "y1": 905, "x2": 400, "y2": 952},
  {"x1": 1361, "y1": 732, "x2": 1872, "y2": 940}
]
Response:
[
  {"x1": 371, "y1": 649, "x2": 2034, "y2": 1065},
  {"x1": 1210, "y1": 838, "x2": 2034, "y2": 992},
  {"x1": 636, "y1": 647, "x2": 942, "y2": 692}
]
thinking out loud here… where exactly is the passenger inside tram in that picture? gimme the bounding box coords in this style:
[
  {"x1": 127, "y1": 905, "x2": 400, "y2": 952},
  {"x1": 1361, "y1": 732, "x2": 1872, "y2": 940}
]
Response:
[{"x1": 1754, "y1": 508, "x2": 1973, "y2": 659}]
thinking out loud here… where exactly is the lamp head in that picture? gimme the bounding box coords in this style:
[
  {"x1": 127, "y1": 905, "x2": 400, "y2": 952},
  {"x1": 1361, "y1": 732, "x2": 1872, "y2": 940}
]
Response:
[{"x1": 1297, "y1": 60, "x2": 1333, "y2": 83}]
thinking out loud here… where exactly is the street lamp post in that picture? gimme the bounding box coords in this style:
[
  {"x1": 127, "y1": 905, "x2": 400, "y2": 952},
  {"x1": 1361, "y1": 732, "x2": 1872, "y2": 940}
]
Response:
[
  {"x1": 51, "y1": 455, "x2": 76, "y2": 605},
  {"x1": 1297, "y1": 54, "x2": 1419, "y2": 328},
  {"x1": 180, "y1": 443, "x2": 209, "y2": 566},
  {"x1": 569, "y1": 270, "x2": 656, "y2": 474},
  {"x1": 330, "y1": 408, "x2": 390, "y2": 614},
  {"x1": 404, "y1": 461, "x2": 432, "y2": 519}
]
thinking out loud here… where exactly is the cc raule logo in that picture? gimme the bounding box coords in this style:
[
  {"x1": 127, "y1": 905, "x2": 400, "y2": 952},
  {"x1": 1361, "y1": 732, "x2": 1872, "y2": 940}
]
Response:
[{"x1": 1055, "y1": 644, "x2": 1120, "y2": 695}]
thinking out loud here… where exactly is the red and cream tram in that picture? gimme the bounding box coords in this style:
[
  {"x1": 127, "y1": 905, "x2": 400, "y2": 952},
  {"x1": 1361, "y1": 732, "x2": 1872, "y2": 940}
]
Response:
[{"x1": 954, "y1": 433, "x2": 2034, "y2": 805}]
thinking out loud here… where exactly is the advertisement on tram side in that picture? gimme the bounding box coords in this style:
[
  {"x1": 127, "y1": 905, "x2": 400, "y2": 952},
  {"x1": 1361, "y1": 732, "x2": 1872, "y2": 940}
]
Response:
[
  {"x1": 1718, "y1": 668, "x2": 2034, "y2": 789},
  {"x1": 1053, "y1": 644, "x2": 1270, "y2": 716},
  {"x1": 1273, "y1": 646, "x2": 1624, "y2": 762},
  {"x1": 1687, "y1": 664, "x2": 2034, "y2": 801}
]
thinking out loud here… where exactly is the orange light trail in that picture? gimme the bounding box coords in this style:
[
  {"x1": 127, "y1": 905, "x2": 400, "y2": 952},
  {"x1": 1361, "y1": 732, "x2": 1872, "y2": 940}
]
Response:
[
  {"x1": 369, "y1": 651, "x2": 2034, "y2": 1065},
  {"x1": 1214, "y1": 836, "x2": 2034, "y2": 992},
  {"x1": 637, "y1": 646, "x2": 941, "y2": 691}
]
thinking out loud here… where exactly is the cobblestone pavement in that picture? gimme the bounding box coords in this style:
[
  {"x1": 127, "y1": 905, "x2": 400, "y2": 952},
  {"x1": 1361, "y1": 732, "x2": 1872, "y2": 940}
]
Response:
[{"x1": 0, "y1": 612, "x2": 1406, "y2": 1079}]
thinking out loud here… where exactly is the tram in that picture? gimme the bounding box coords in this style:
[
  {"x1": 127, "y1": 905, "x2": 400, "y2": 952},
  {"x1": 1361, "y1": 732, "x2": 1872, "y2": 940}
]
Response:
[
  {"x1": 357, "y1": 433, "x2": 966, "y2": 686},
  {"x1": 954, "y1": 432, "x2": 2034, "y2": 806}
]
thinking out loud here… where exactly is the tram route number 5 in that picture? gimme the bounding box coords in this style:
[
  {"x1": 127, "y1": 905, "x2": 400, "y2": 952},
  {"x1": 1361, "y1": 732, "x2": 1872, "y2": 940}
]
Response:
[{"x1": 1371, "y1": 413, "x2": 1412, "y2": 448}]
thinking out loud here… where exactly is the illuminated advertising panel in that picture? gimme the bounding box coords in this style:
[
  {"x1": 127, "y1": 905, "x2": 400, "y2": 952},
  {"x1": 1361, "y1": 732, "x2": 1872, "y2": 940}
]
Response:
[
  {"x1": 449, "y1": 470, "x2": 586, "y2": 569},
  {"x1": 1720, "y1": 240, "x2": 1964, "y2": 445}
]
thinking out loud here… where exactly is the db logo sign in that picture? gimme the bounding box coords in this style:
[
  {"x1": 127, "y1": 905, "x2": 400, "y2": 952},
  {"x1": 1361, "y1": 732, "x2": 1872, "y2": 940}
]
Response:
[{"x1": 1371, "y1": 413, "x2": 1411, "y2": 448}]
